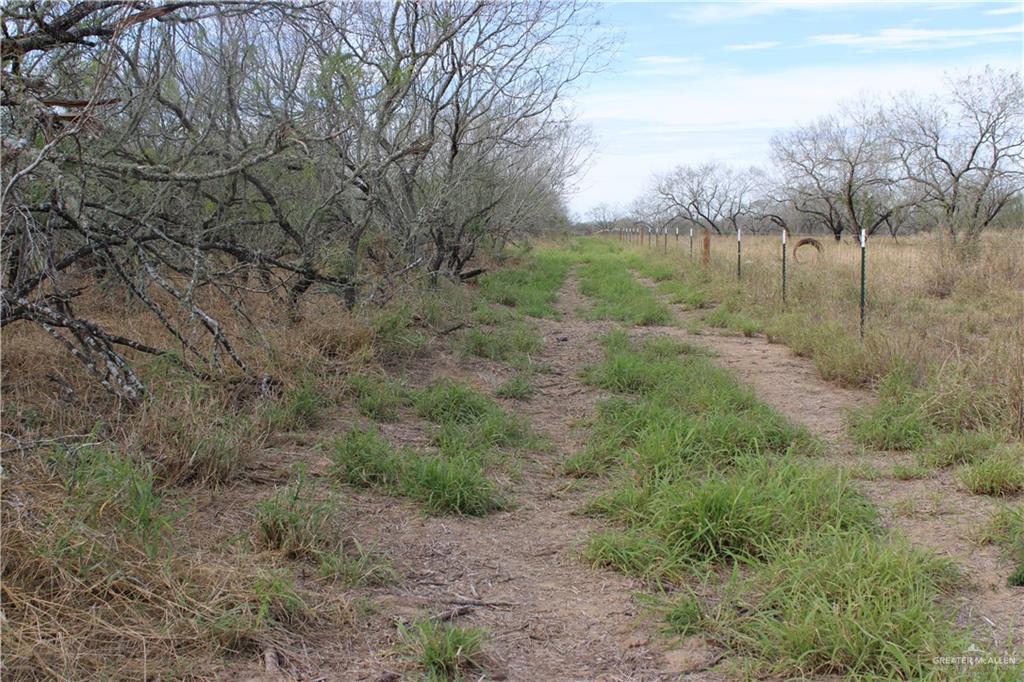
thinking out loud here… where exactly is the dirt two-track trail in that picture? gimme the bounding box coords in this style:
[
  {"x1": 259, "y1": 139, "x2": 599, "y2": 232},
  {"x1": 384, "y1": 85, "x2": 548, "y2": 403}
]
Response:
[
  {"x1": 243, "y1": 273, "x2": 1020, "y2": 681},
  {"x1": 247, "y1": 275, "x2": 724, "y2": 682},
  {"x1": 632, "y1": 276, "x2": 1024, "y2": 660}
]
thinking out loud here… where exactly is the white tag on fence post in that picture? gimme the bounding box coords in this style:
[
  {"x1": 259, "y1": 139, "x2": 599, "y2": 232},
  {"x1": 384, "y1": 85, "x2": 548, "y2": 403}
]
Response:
[{"x1": 860, "y1": 229, "x2": 866, "y2": 248}]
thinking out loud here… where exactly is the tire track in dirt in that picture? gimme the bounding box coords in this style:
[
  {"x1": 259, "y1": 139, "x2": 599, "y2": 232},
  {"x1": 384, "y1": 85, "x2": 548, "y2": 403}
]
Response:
[
  {"x1": 300, "y1": 275, "x2": 721, "y2": 681},
  {"x1": 633, "y1": 277, "x2": 1023, "y2": 657}
]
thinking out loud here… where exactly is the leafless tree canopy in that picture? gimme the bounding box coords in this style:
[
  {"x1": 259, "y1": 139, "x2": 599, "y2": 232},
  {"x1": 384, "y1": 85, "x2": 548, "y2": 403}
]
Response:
[
  {"x1": 2, "y1": 0, "x2": 601, "y2": 402},
  {"x1": 613, "y1": 68, "x2": 1023, "y2": 245}
]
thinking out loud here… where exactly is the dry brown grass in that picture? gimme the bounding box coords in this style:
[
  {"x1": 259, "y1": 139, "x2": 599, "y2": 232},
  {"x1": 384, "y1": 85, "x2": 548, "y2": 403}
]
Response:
[
  {"x1": 623, "y1": 229, "x2": 1024, "y2": 434},
  {"x1": 0, "y1": 271, "x2": 481, "y2": 678},
  {"x1": 0, "y1": 449, "x2": 351, "y2": 679}
]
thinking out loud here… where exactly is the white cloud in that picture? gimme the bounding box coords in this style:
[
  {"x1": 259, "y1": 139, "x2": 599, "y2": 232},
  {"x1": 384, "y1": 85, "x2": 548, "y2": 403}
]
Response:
[
  {"x1": 725, "y1": 41, "x2": 781, "y2": 51},
  {"x1": 808, "y1": 24, "x2": 1023, "y2": 50},
  {"x1": 566, "y1": 55, "x2": 1022, "y2": 214},
  {"x1": 986, "y1": 4, "x2": 1023, "y2": 15}
]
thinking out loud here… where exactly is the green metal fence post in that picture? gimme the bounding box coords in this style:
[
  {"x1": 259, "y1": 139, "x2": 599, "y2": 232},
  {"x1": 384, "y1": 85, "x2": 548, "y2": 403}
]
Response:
[
  {"x1": 859, "y1": 229, "x2": 867, "y2": 339},
  {"x1": 782, "y1": 228, "x2": 787, "y2": 305},
  {"x1": 736, "y1": 227, "x2": 742, "y2": 280}
]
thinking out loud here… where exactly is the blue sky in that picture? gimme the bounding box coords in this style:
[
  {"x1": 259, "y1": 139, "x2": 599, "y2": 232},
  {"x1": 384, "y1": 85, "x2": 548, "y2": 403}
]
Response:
[{"x1": 567, "y1": 0, "x2": 1024, "y2": 216}]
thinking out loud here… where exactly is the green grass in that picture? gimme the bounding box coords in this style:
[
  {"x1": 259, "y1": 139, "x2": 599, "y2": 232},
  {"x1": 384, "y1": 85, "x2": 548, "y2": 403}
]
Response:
[
  {"x1": 479, "y1": 251, "x2": 571, "y2": 318},
  {"x1": 892, "y1": 461, "x2": 932, "y2": 480},
  {"x1": 621, "y1": 251, "x2": 680, "y2": 282},
  {"x1": 415, "y1": 380, "x2": 532, "y2": 453},
  {"x1": 663, "y1": 592, "x2": 704, "y2": 636},
  {"x1": 317, "y1": 542, "x2": 396, "y2": 586},
  {"x1": 253, "y1": 466, "x2": 334, "y2": 560},
  {"x1": 414, "y1": 380, "x2": 499, "y2": 425},
  {"x1": 371, "y1": 305, "x2": 430, "y2": 362},
  {"x1": 656, "y1": 280, "x2": 709, "y2": 309},
  {"x1": 764, "y1": 312, "x2": 874, "y2": 387},
  {"x1": 704, "y1": 307, "x2": 762, "y2": 337},
  {"x1": 472, "y1": 302, "x2": 517, "y2": 326},
  {"x1": 461, "y1": 320, "x2": 542, "y2": 367},
  {"x1": 717, "y1": 532, "x2": 964, "y2": 679},
  {"x1": 329, "y1": 426, "x2": 405, "y2": 489},
  {"x1": 65, "y1": 446, "x2": 172, "y2": 556},
  {"x1": 1010, "y1": 562, "x2": 1024, "y2": 587},
  {"x1": 404, "y1": 454, "x2": 507, "y2": 515},
  {"x1": 399, "y1": 619, "x2": 487, "y2": 681},
  {"x1": 251, "y1": 570, "x2": 311, "y2": 627},
  {"x1": 266, "y1": 378, "x2": 324, "y2": 431},
  {"x1": 576, "y1": 255, "x2": 672, "y2": 326},
  {"x1": 979, "y1": 504, "x2": 1024, "y2": 586},
  {"x1": 570, "y1": 331, "x2": 990, "y2": 677},
  {"x1": 495, "y1": 375, "x2": 535, "y2": 400},
  {"x1": 848, "y1": 373, "x2": 934, "y2": 451},
  {"x1": 959, "y1": 445, "x2": 1024, "y2": 496},
  {"x1": 919, "y1": 429, "x2": 1001, "y2": 469},
  {"x1": 584, "y1": 529, "x2": 682, "y2": 582},
  {"x1": 346, "y1": 373, "x2": 410, "y2": 421},
  {"x1": 330, "y1": 380, "x2": 525, "y2": 515},
  {"x1": 645, "y1": 457, "x2": 876, "y2": 564}
]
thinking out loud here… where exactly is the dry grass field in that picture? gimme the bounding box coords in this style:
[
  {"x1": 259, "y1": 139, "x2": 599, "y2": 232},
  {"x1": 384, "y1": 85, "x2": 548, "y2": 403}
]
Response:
[
  {"x1": 3, "y1": 237, "x2": 1024, "y2": 679},
  {"x1": 625, "y1": 230, "x2": 1024, "y2": 435}
]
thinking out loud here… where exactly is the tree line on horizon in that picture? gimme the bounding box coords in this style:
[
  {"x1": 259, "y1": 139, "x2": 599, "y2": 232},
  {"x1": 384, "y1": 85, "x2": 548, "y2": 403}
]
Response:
[{"x1": 582, "y1": 67, "x2": 1023, "y2": 249}]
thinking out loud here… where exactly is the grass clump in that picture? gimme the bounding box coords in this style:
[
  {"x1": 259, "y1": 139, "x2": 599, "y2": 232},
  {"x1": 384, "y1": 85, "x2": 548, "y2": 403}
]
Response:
[
  {"x1": 979, "y1": 504, "x2": 1024, "y2": 586},
  {"x1": 576, "y1": 255, "x2": 672, "y2": 326},
  {"x1": 663, "y1": 593, "x2": 704, "y2": 636},
  {"x1": 959, "y1": 445, "x2": 1024, "y2": 496},
  {"x1": 495, "y1": 375, "x2": 535, "y2": 400},
  {"x1": 329, "y1": 419, "x2": 510, "y2": 516},
  {"x1": 345, "y1": 373, "x2": 409, "y2": 422},
  {"x1": 371, "y1": 305, "x2": 429, "y2": 362},
  {"x1": 416, "y1": 379, "x2": 533, "y2": 456},
  {"x1": 764, "y1": 313, "x2": 875, "y2": 387},
  {"x1": 704, "y1": 307, "x2": 762, "y2": 337},
  {"x1": 317, "y1": 541, "x2": 396, "y2": 586},
  {"x1": 461, "y1": 321, "x2": 542, "y2": 367},
  {"x1": 404, "y1": 454, "x2": 507, "y2": 515},
  {"x1": 329, "y1": 427, "x2": 405, "y2": 489},
  {"x1": 479, "y1": 251, "x2": 571, "y2": 318},
  {"x1": 848, "y1": 373, "x2": 933, "y2": 451},
  {"x1": 253, "y1": 466, "x2": 334, "y2": 559},
  {"x1": 717, "y1": 532, "x2": 963, "y2": 679},
  {"x1": 584, "y1": 529, "x2": 682, "y2": 582},
  {"x1": 399, "y1": 619, "x2": 487, "y2": 681},
  {"x1": 562, "y1": 445, "x2": 614, "y2": 478},
  {"x1": 919, "y1": 429, "x2": 1001, "y2": 469},
  {"x1": 646, "y1": 458, "x2": 876, "y2": 564},
  {"x1": 145, "y1": 396, "x2": 267, "y2": 486},
  {"x1": 249, "y1": 570, "x2": 311, "y2": 627},
  {"x1": 657, "y1": 280, "x2": 709, "y2": 309},
  {"x1": 66, "y1": 446, "x2": 172, "y2": 556},
  {"x1": 266, "y1": 378, "x2": 324, "y2": 431},
  {"x1": 414, "y1": 380, "x2": 497, "y2": 425}
]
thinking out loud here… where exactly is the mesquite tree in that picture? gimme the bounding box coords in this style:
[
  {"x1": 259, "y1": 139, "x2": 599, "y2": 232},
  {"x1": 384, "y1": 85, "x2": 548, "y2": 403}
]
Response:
[
  {"x1": 1, "y1": 1, "x2": 596, "y2": 402},
  {"x1": 887, "y1": 68, "x2": 1024, "y2": 255}
]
